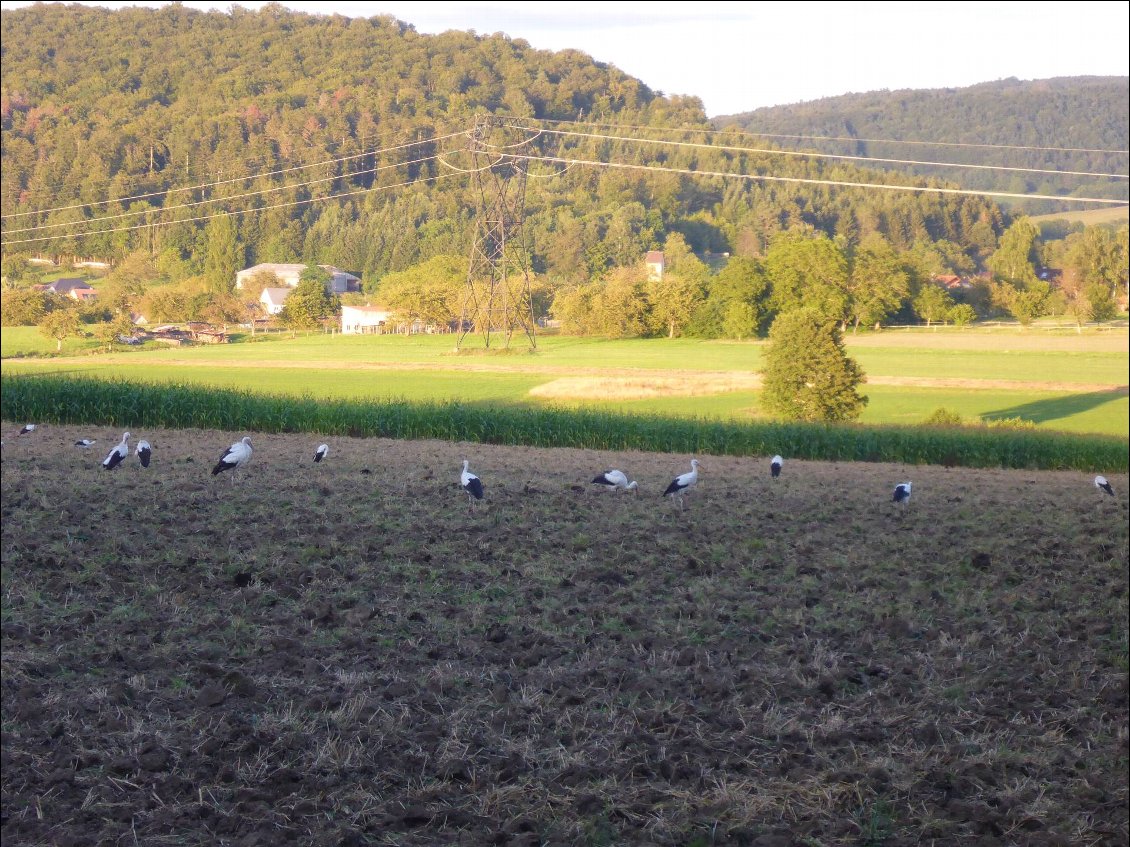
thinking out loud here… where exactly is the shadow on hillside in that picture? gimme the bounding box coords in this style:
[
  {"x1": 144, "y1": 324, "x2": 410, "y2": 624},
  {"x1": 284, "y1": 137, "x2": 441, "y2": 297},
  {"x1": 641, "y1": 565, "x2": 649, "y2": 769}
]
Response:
[{"x1": 981, "y1": 387, "x2": 1129, "y2": 426}]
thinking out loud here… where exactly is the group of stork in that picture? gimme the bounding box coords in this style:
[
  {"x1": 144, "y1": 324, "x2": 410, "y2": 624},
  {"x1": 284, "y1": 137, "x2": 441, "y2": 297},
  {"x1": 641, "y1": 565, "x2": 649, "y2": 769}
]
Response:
[{"x1": 11, "y1": 423, "x2": 1120, "y2": 505}]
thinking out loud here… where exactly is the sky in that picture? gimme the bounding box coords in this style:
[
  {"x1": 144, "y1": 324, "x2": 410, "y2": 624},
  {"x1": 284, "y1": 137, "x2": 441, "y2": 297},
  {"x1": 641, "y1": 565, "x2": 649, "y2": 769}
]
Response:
[{"x1": 1, "y1": 1, "x2": 1128, "y2": 116}]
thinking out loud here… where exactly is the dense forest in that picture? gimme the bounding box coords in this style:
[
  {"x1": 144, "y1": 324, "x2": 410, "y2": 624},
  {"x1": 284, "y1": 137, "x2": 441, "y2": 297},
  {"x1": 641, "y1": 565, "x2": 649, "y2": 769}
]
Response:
[
  {"x1": 715, "y1": 77, "x2": 1129, "y2": 214},
  {"x1": 1, "y1": 4, "x2": 1127, "y2": 338}
]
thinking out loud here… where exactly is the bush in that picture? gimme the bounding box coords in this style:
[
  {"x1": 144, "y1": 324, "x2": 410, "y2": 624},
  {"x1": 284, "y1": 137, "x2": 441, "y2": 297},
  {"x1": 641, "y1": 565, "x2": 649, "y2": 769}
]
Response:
[{"x1": 922, "y1": 407, "x2": 964, "y2": 426}]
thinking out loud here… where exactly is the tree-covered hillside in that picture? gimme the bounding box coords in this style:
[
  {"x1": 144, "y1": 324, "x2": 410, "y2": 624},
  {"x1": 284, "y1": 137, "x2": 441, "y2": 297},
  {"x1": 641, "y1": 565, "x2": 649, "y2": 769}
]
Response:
[
  {"x1": 2, "y1": 2, "x2": 1005, "y2": 280},
  {"x1": 714, "y1": 77, "x2": 1129, "y2": 215}
]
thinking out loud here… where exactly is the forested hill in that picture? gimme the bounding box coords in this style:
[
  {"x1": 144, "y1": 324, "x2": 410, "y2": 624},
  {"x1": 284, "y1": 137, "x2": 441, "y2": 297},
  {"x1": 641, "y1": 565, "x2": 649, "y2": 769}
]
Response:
[
  {"x1": 713, "y1": 77, "x2": 1130, "y2": 213},
  {"x1": 0, "y1": 4, "x2": 1034, "y2": 283}
]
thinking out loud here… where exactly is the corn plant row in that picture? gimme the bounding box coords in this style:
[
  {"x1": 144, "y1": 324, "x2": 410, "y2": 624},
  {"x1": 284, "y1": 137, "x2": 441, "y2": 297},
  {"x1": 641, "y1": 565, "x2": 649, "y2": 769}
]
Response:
[{"x1": 3, "y1": 374, "x2": 1126, "y2": 471}]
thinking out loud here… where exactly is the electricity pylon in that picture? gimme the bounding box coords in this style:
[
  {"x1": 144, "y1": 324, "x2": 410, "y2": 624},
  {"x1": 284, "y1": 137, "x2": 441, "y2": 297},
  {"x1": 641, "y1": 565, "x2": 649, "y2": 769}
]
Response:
[{"x1": 456, "y1": 117, "x2": 540, "y2": 351}]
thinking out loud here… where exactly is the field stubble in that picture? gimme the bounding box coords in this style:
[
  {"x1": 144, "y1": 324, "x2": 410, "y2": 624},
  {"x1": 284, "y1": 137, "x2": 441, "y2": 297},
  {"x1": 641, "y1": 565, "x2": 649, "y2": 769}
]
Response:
[{"x1": 1, "y1": 425, "x2": 1127, "y2": 846}]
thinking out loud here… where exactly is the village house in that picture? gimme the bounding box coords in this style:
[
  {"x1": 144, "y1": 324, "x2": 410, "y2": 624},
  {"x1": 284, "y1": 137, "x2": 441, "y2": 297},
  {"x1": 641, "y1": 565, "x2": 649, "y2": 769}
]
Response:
[
  {"x1": 36, "y1": 277, "x2": 98, "y2": 302},
  {"x1": 645, "y1": 251, "x2": 665, "y2": 281},
  {"x1": 260, "y1": 287, "x2": 291, "y2": 316},
  {"x1": 341, "y1": 304, "x2": 393, "y2": 334},
  {"x1": 235, "y1": 263, "x2": 361, "y2": 294}
]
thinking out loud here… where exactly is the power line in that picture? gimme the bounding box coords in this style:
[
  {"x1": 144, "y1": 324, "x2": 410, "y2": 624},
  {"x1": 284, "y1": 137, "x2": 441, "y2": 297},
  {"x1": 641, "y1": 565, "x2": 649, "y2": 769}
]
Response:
[
  {"x1": 528, "y1": 117, "x2": 1130, "y2": 156},
  {"x1": 2, "y1": 152, "x2": 443, "y2": 235},
  {"x1": 505, "y1": 123, "x2": 1129, "y2": 181},
  {"x1": 0, "y1": 129, "x2": 466, "y2": 220},
  {"x1": 0, "y1": 162, "x2": 487, "y2": 247},
  {"x1": 493, "y1": 150, "x2": 1128, "y2": 206}
]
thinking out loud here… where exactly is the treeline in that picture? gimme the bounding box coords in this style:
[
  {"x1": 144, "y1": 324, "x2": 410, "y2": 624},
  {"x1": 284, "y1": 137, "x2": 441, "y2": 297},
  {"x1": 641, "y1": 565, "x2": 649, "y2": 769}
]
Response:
[{"x1": 714, "y1": 77, "x2": 1130, "y2": 216}]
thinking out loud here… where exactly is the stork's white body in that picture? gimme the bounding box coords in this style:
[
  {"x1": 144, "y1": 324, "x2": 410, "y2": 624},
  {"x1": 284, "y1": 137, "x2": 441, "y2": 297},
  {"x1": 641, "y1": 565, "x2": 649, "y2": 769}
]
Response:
[
  {"x1": 664, "y1": 459, "x2": 700, "y2": 509},
  {"x1": 136, "y1": 440, "x2": 152, "y2": 468},
  {"x1": 102, "y1": 432, "x2": 131, "y2": 470},
  {"x1": 461, "y1": 460, "x2": 484, "y2": 509},
  {"x1": 213, "y1": 437, "x2": 253, "y2": 482},
  {"x1": 592, "y1": 470, "x2": 638, "y2": 493}
]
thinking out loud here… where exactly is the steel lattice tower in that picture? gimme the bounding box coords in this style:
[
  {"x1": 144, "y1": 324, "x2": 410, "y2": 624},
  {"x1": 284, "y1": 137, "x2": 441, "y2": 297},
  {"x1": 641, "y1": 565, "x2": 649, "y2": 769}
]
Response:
[{"x1": 456, "y1": 118, "x2": 539, "y2": 351}]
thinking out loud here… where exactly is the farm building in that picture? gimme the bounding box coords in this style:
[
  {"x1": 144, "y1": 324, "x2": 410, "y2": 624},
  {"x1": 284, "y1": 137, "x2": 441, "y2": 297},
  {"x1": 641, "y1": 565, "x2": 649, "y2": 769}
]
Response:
[
  {"x1": 236, "y1": 263, "x2": 361, "y2": 294},
  {"x1": 645, "y1": 251, "x2": 665, "y2": 281},
  {"x1": 341, "y1": 305, "x2": 393, "y2": 334}
]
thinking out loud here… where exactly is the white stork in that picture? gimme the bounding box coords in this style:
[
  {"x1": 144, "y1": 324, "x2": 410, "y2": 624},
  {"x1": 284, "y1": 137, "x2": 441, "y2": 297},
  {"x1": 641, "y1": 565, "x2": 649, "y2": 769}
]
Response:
[
  {"x1": 213, "y1": 436, "x2": 253, "y2": 483},
  {"x1": 461, "y1": 460, "x2": 484, "y2": 509},
  {"x1": 136, "y1": 439, "x2": 152, "y2": 468},
  {"x1": 591, "y1": 469, "x2": 638, "y2": 493},
  {"x1": 19, "y1": 424, "x2": 37, "y2": 435},
  {"x1": 663, "y1": 459, "x2": 701, "y2": 509},
  {"x1": 1095, "y1": 475, "x2": 1114, "y2": 496},
  {"x1": 75, "y1": 439, "x2": 97, "y2": 448},
  {"x1": 102, "y1": 432, "x2": 131, "y2": 470},
  {"x1": 770, "y1": 455, "x2": 783, "y2": 479},
  {"x1": 892, "y1": 481, "x2": 912, "y2": 506},
  {"x1": 314, "y1": 444, "x2": 329, "y2": 463}
]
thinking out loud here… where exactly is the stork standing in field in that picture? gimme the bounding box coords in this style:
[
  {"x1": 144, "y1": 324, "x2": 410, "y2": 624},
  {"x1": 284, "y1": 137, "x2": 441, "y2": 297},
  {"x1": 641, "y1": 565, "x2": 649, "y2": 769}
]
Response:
[
  {"x1": 591, "y1": 469, "x2": 638, "y2": 494},
  {"x1": 461, "y1": 460, "x2": 484, "y2": 510},
  {"x1": 770, "y1": 455, "x2": 783, "y2": 479},
  {"x1": 136, "y1": 439, "x2": 152, "y2": 468},
  {"x1": 213, "y1": 436, "x2": 253, "y2": 483},
  {"x1": 663, "y1": 459, "x2": 701, "y2": 510},
  {"x1": 314, "y1": 444, "x2": 329, "y2": 463},
  {"x1": 102, "y1": 432, "x2": 131, "y2": 470},
  {"x1": 1095, "y1": 475, "x2": 1114, "y2": 496},
  {"x1": 892, "y1": 481, "x2": 912, "y2": 509}
]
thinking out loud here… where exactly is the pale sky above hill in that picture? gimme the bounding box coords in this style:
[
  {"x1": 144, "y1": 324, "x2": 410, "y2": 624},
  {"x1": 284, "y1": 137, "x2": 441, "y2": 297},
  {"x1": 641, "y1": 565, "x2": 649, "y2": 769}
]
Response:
[{"x1": 1, "y1": 0, "x2": 1127, "y2": 116}]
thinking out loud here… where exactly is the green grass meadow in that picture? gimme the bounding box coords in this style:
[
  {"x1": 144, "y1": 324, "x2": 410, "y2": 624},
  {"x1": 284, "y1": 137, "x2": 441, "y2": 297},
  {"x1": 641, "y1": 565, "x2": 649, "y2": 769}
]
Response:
[{"x1": 3, "y1": 326, "x2": 1128, "y2": 438}]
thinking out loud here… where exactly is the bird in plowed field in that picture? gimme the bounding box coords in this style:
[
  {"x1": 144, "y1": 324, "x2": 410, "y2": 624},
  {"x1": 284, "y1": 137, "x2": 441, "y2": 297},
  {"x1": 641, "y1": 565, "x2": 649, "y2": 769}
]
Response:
[
  {"x1": 770, "y1": 455, "x2": 783, "y2": 479},
  {"x1": 19, "y1": 424, "x2": 37, "y2": 435},
  {"x1": 1095, "y1": 475, "x2": 1114, "y2": 496},
  {"x1": 213, "y1": 437, "x2": 253, "y2": 483},
  {"x1": 664, "y1": 459, "x2": 700, "y2": 509},
  {"x1": 75, "y1": 439, "x2": 97, "y2": 448},
  {"x1": 102, "y1": 433, "x2": 131, "y2": 470},
  {"x1": 461, "y1": 460, "x2": 484, "y2": 510},
  {"x1": 592, "y1": 470, "x2": 638, "y2": 493},
  {"x1": 892, "y1": 482, "x2": 912, "y2": 506},
  {"x1": 314, "y1": 444, "x2": 329, "y2": 463},
  {"x1": 136, "y1": 440, "x2": 152, "y2": 468}
]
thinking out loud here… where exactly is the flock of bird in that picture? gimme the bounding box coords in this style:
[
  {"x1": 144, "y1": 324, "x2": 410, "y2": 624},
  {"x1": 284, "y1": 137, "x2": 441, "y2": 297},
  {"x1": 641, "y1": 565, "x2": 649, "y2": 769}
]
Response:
[{"x1": 10, "y1": 423, "x2": 1121, "y2": 506}]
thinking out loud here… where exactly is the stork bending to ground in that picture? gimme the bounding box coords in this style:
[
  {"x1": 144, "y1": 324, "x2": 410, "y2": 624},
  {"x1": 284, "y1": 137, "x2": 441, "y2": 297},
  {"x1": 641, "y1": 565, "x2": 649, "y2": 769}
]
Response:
[
  {"x1": 1095, "y1": 475, "x2": 1114, "y2": 496},
  {"x1": 592, "y1": 469, "x2": 638, "y2": 493},
  {"x1": 892, "y1": 482, "x2": 912, "y2": 508},
  {"x1": 314, "y1": 444, "x2": 329, "y2": 463},
  {"x1": 136, "y1": 439, "x2": 152, "y2": 468},
  {"x1": 770, "y1": 455, "x2": 783, "y2": 479}
]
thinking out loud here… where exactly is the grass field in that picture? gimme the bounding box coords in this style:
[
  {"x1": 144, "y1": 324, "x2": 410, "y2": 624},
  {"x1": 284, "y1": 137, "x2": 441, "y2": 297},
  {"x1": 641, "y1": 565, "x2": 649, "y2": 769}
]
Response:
[
  {"x1": 1, "y1": 424, "x2": 1126, "y2": 846},
  {"x1": 3, "y1": 328, "x2": 1127, "y2": 437}
]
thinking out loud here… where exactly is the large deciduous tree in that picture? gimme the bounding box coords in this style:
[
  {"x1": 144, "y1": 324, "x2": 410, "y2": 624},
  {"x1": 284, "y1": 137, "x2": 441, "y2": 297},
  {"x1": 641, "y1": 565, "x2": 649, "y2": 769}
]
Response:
[
  {"x1": 279, "y1": 265, "x2": 339, "y2": 330},
  {"x1": 39, "y1": 307, "x2": 81, "y2": 351},
  {"x1": 762, "y1": 308, "x2": 867, "y2": 422}
]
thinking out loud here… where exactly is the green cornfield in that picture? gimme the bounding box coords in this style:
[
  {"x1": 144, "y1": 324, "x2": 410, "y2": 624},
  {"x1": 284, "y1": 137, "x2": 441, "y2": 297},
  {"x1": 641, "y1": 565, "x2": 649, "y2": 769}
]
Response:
[{"x1": 3, "y1": 373, "x2": 1126, "y2": 471}]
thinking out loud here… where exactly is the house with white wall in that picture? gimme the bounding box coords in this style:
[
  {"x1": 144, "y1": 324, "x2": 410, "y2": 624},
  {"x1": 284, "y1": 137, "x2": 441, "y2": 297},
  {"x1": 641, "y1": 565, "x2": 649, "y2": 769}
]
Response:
[
  {"x1": 260, "y1": 287, "x2": 291, "y2": 315},
  {"x1": 645, "y1": 251, "x2": 665, "y2": 281},
  {"x1": 341, "y1": 305, "x2": 393, "y2": 334}
]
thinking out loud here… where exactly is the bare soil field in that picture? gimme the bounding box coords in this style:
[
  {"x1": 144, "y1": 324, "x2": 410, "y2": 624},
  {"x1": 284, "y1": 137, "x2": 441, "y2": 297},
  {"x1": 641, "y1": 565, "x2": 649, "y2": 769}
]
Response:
[{"x1": 2, "y1": 425, "x2": 1127, "y2": 847}]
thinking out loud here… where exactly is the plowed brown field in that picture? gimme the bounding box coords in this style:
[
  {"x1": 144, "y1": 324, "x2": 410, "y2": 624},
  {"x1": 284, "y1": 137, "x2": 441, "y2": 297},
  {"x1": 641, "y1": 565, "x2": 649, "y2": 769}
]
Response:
[{"x1": 2, "y1": 425, "x2": 1127, "y2": 846}]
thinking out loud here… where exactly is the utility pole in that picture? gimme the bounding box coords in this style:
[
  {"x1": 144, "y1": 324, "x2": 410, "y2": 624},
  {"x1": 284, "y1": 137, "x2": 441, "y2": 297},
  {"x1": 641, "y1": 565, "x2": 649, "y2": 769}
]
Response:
[{"x1": 456, "y1": 117, "x2": 540, "y2": 351}]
